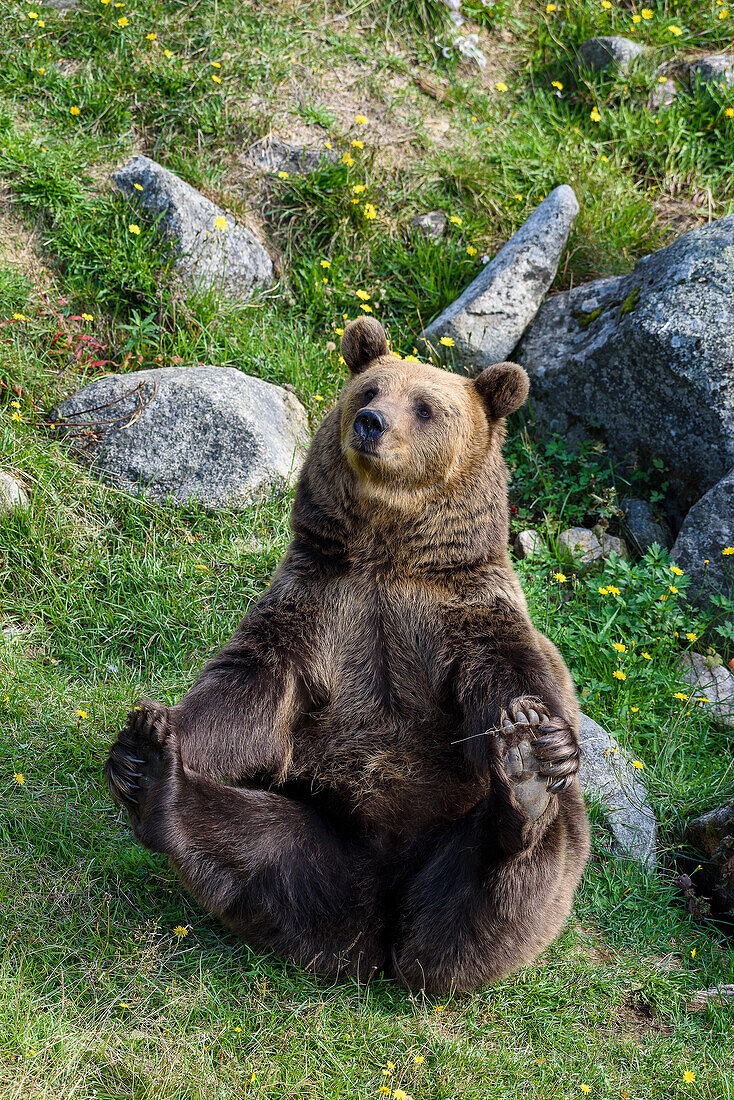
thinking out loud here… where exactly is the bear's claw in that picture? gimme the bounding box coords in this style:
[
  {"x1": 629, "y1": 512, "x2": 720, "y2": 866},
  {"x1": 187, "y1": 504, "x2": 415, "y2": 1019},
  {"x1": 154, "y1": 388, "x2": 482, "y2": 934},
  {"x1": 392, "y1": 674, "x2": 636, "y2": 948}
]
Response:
[
  {"x1": 495, "y1": 698, "x2": 580, "y2": 819},
  {"x1": 105, "y1": 699, "x2": 174, "y2": 824}
]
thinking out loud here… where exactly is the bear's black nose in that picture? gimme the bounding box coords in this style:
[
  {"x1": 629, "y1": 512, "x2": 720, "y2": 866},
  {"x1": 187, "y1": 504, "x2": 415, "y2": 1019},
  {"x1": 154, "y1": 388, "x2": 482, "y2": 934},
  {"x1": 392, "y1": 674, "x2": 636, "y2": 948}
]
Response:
[{"x1": 353, "y1": 408, "x2": 388, "y2": 442}]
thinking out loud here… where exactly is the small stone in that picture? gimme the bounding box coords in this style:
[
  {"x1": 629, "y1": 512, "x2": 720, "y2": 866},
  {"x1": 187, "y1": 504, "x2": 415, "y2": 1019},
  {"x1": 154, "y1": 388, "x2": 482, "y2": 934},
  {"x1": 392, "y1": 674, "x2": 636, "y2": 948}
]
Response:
[
  {"x1": 678, "y1": 652, "x2": 734, "y2": 729},
  {"x1": 648, "y1": 76, "x2": 679, "y2": 111},
  {"x1": 241, "y1": 136, "x2": 337, "y2": 177},
  {"x1": 593, "y1": 526, "x2": 630, "y2": 560},
  {"x1": 577, "y1": 36, "x2": 646, "y2": 75},
  {"x1": 421, "y1": 186, "x2": 579, "y2": 374},
  {"x1": 0, "y1": 471, "x2": 29, "y2": 515},
  {"x1": 688, "y1": 52, "x2": 734, "y2": 90},
  {"x1": 620, "y1": 497, "x2": 670, "y2": 553},
  {"x1": 44, "y1": 0, "x2": 78, "y2": 8},
  {"x1": 49, "y1": 366, "x2": 309, "y2": 511},
  {"x1": 112, "y1": 155, "x2": 273, "y2": 301},
  {"x1": 578, "y1": 713, "x2": 656, "y2": 867},
  {"x1": 513, "y1": 529, "x2": 545, "y2": 559},
  {"x1": 558, "y1": 527, "x2": 604, "y2": 563},
  {"x1": 410, "y1": 211, "x2": 447, "y2": 241}
]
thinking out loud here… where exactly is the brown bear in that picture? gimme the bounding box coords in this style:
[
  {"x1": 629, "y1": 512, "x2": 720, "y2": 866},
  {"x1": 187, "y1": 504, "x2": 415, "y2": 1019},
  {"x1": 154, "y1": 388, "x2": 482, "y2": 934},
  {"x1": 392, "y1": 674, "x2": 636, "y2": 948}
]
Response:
[{"x1": 105, "y1": 316, "x2": 590, "y2": 993}]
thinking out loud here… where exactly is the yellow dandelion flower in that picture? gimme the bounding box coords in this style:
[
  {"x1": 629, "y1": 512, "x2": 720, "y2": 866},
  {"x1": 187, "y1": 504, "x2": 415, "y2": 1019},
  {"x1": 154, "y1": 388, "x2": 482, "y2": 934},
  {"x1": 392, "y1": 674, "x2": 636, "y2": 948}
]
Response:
[
  {"x1": 598, "y1": 586, "x2": 609, "y2": 595},
  {"x1": 632, "y1": 13, "x2": 641, "y2": 22},
  {"x1": 70, "y1": 106, "x2": 80, "y2": 116},
  {"x1": 723, "y1": 547, "x2": 734, "y2": 555},
  {"x1": 683, "y1": 1071, "x2": 695, "y2": 1084},
  {"x1": 352, "y1": 183, "x2": 366, "y2": 194},
  {"x1": 11, "y1": 411, "x2": 21, "y2": 421},
  {"x1": 27, "y1": 10, "x2": 39, "y2": 18},
  {"x1": 146, "y1": 32, "x2": 156, "y2": 40},
  {"x1": 632, "y1": 760, "x2": 644, "y2": 770},
  {"x1": 356, "y1": 290, "x2": 370, "y2": 301},
  {"x1": 726, "y1": 108, "x2": 734, "y2": 117},
  {"x1": 173, "y1": 925, "x2": 189, "y2": 938},
  {"x1": 378, "y1": 1089, "x2": 390, "y2": 1096},
  {"x1": 608, "y1": 585, "x2": 621, "y2": 595},
  {"x1": 670, "y1": 565, "x2": 684, "y2": 575},
  {"x1": 590, "y1": 107, "x2": 601, "y2": 122},
  {"x1": 117, "y1": 15, "x2": 129, "y2": 26},
  {"x1": 38, "y1": 66, "x2": 45, "y2": 73},
  {"x1": 581, "y1": 1087, "x2": 591, "y2": 1095},
  {"x1": 612, "y1": 642, "x2": 627, "y2": 652},
  {"x1": 37, "y1": 18, "x2": 45, "y2": 25},
  {"x1": 12, "y1": 313, "x2": 28, "y2": 322},
  {"x1": 132, "y1": 183, "x2": 144, "y2": 192},
  {"x1": 342, "y1": 152, "x2": 354, "y2": 166},
  {"x1": 211, "y1": 61, "x2": 221, "y2": 68},
  {"x1": 719, "y1": 7, "x2": 729, "y2": 16},
  {"x1": 552, "y1": 80, "x2": 563, "y2": 89},
  {"x1": 413, "y1": 1055, "x2": 425, "y2": 1064},
  {"x1": 553, "y1": 572, "x2": 567, "y2": 582},
  {"x1": 393, "y1": 1091, "x2": 410, "y2": 1100},
  {"x1": 324, "y1": 140, "x2": 332, "y2": 148},
  {"x1": 212, "y1": 74, "x2": 222, "y2": 84},
  {"x1": 81, "y1": 313, "x2": 93, "y2": 321},
  {"x1": 631, "y1": 706, "x2": 639, "y2": 712},
  {"x1": 128, "y1": 224, "x2": 141, "y2": 235},
  {"x1": 13, "y1": 773, "x2": 25, "y2": 785},
  {"x1": 76, "y1": 709, "x2": 88, "y2": 719},
  {"x1": 669, "y1": 585, "x2": 679, "y2": 593},
  {"x1": 612, "y1": 670, "x2": 626, "y2": 681},
  {"x1": 320, "y1": 259, "x2": 331, "y2": 268},
  {"x1": 213, "y1": 215, "x2": 227, "y2": 230},
  {"x1": 686, "y1": 632, "x2": 697, "y2": 642},
  {"x1": 439, "y1": 336, "x2": 455, "y2": 347},
  {"x1": 641, "y1": 652, "x2": 652, "y2": 660},
  {"x1": 164, "y1": 49, "x2": 172, "y2": 57},
  {"x1": 363, "y1": 203, "x2": 377, "y2": 219},
  {"x1": 449, "y1": 215, "x2": 463, "y2": 225},
  {"x1": 335, "y1": 326, "x2": 344, "y2": 335},
  {"x1": 277, "y1": 170, "x2": 288, "y2": 178},
  {"x1": 354, "y1": 114, "x2": 368, "y2": 124},
  {"x1": 641, "y1": 8, "x2": 653, "y2": 18},
  {"x1": 495, "y1": 81, "x2": 508, "y2": 92},
  {"x1": 601, "y1": 0, "x2": 611, "y2": 7},
  {"x1": 361, "y1": 304, "x2": 373, "y2": 313},
  {"x1": 434, "y1": 1004, "x2": 445, "y2": 1012},
  {"x1": 546, "y1": 3, "x2": 556, "y2": 11},
  {"x1": 690, "y1": 948, "x2": 696, "y2": 958},
  {"x1": 351, "y1": 139, "x2": 364, "y2": 149},
  {"x1": 467, "y1": 246, "x2": 477, "y2": 256},
  {"x1": 668, "y1": 24, "x2": 683, "y2": 35},
  {"x1": 674, "y1": 692, "x2": 688, "y2": 701}
]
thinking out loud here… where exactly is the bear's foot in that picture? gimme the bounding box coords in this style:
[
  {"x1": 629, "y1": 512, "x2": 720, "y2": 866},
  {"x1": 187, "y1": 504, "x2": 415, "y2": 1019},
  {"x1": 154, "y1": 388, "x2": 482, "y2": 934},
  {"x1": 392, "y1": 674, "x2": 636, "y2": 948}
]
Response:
[
  {"x1": 105, "y1": 700, "x2": 177, "y2": 834},
  {"x1": 497, "y1": 699, "x2": 580, "y2": 822}
]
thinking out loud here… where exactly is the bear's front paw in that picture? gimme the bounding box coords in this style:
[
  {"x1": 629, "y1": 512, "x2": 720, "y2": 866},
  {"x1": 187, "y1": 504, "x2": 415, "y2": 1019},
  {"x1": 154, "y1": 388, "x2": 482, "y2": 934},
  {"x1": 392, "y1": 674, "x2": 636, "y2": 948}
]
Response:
[
  {"x1": 499, "y1": 697, "x2": 580, "y2": 799},
  {"x1": 105, "y1": 699, "x2": 179, "y2": 840}
]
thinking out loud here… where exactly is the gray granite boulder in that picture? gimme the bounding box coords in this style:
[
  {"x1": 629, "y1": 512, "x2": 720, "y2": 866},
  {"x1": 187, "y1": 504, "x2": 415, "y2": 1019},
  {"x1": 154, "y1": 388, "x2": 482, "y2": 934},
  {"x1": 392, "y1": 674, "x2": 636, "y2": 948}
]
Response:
[
  {"x1": 577, "y1": 36, "x2": 646, "y2": 75},
  {"x1": 578, "y1": 713, "x2": 656, "y2": 867},
  {"x1": 411, "y1": 211, "x2": 447, "y2": 241},
  {"x1": 688, "y1": 52, "x2": 734, "y2": 89},
  {"x1": 513, "y1": 529, "x2": 545, "y2": 559},
  {"x1": 558, "y1": 527, "x2": 604, "y2": 563},
  {"x1": 516, "y1": 216, "x2": 734, "y2": 515},
  {"x1": 621, "y1": 497, "x2": 670, "y2": 554},
  {"x1": 242, "y1": 136, "x2": 336, "y2": 176},
  {"x1": 49, "y1": 367, "x2": 308, "y2": 510},
  {"x1": 0, "y1": 471, "x2": 29, "y2": 516},
  {"x1": 683, "y1": 801, "x2": 734, "y2": 914},
  {"x1": 672, "y1": 466, "x2": 734, "y2": 603},
  {"x1": 421, "y1": 186, "x2": 579, "y2": 374},
  {"x1": 679, "y1": 652, "x2": 734, "y2": 728},
  {"x1": 113, "y1": 156, "x2": 273, "y2": 301}
]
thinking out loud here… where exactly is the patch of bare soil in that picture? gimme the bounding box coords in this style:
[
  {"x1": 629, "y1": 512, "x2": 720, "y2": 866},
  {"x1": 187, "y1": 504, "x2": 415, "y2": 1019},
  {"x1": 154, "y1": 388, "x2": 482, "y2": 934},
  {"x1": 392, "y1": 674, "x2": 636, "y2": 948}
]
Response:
[{"x1": 0, "y1": 186, "x2": 42, "y2": 276}]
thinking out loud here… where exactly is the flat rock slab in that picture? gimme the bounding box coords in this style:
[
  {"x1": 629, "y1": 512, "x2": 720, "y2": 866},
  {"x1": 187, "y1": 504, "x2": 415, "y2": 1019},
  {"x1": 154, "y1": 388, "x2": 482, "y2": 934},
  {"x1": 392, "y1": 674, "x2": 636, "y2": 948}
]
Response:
[
  {"x1": 49, "y1": 367, "x2": 309, "y2": 511},
  {"x1": 516, "y1": 216, "x2": 734, "y2": 515},
  {"x1": 242, "y1": 136, "x2": 336, "y2": 176},
  {"x1": 113, "y1": 155, "x2": 273, "y2": 301},
  {"x1": 672, "y1": 466, "x2": 734, "y2": 607},
  {"x1": 421, "y1": 186, "x2": 579, "y2": 375},
  {"x1": 577, "y1": 36, "x2": 646, "y2": 74},
  {"x1": 678, "y1": 652, "x2": 734, "y2": 728},
  {"x1": 578, "y1": 713, "x2": 656, "y2": 868}
]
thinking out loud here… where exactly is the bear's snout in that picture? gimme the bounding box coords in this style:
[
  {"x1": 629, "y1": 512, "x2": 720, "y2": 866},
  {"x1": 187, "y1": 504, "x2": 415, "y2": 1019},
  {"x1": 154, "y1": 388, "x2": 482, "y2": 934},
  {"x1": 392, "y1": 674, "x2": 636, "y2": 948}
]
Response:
[{"x1": 353, "y1": 408, "x2": 388, "y2": 444}]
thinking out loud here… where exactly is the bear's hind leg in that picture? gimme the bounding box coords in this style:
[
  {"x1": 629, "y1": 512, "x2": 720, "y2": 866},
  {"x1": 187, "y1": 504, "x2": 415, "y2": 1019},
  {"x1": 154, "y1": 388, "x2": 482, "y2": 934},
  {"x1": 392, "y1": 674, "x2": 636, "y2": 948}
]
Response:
[{"x1": 106, "y1": 710, "x2": 387, "y2": 981}]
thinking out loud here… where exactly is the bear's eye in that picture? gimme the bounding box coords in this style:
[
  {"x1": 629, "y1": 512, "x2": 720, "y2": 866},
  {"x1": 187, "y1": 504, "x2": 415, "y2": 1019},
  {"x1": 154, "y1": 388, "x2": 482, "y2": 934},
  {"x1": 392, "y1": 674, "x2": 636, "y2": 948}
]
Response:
[
  {"x1": 415, "y1": 402, "x2": 433, "y2": 420},
  {"x1": 362, "y1": 388, "x2": 377, "y2": 403}
]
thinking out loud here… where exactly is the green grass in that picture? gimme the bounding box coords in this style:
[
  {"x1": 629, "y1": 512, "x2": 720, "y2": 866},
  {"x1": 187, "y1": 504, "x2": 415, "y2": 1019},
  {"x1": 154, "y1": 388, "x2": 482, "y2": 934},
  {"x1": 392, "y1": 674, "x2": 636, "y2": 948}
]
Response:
[{"x1": 2, "y1": 0, "x2": 734, "y2": 1096}]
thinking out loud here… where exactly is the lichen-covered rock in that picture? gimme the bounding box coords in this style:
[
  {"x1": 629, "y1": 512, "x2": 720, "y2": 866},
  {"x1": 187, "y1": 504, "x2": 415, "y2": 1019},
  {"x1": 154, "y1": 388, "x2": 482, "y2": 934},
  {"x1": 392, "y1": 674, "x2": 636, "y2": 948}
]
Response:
[
  {"x1": 577, "y1": 36, "x2": 646, "y2": 74},
  {"x1": 113, "y1": 155, "x2": 273, "y2": 301},
  {"x1": 621, "y1": 497, "x2": 670, "y2": 553},
  {"x1": 411, "y1": 211, "x2": 447, "y2": 241},
  {"x1": 558, "y1": 527, "x2": 604, "y2": 563},
  {"x1": 513, "y1": 529, "x2": 545, "y2": 559},
  {"x1": 0, "y1": 471, "x2": 29, "y2": 515},
  {"x1": 578, "y1": 713, "x2": 656, "y2": 867},
  {"x1": 688, "y1": 52, "x2": 734, "y2": 89},
  {"x1": 421, "y1": 186, "x2": 579, "y2": 375},
  {"x1": 683, "y1": 801, "x2": 734, "y2": 914},
  {"x1": 516, "y1": 216, "x2": 734, "y2": 514},
  {"x1": 672, "y1": 466, "x2": 734, "y2": 603},
  {"x1": 49, "y1": 367, "x2": 308, "y2": 511},
  {"x1": 678, "y1": 652, "x2": 734, "y2": 729},
  {"x1": 242, "y1": 136, "x2": 336, "y2": 176}
]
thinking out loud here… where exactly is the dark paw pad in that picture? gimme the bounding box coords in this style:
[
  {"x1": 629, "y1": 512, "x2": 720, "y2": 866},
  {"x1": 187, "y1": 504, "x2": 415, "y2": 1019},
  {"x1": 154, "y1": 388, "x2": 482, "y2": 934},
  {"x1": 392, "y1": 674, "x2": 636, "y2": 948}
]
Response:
[
  {"x1": 500, "y1": 697, "x2": 581, "y2": 797},
  {"x1": 105, "y1": 700, "x2": 174, "y2": 822}
]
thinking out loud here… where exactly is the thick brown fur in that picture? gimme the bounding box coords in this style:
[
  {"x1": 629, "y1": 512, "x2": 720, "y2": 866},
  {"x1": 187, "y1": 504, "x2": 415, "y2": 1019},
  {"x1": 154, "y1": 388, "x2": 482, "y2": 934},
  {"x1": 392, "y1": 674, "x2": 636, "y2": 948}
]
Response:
[{"x1": 106, "y1": 317, "x2": 590, "y2": 993}]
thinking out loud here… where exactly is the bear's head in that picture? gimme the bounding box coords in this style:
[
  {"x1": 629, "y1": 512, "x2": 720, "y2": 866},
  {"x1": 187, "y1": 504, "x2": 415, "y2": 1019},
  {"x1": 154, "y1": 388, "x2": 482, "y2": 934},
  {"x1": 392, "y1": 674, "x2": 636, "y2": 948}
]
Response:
[{"x1": 339, "y1": 316, "x2": 528, "y2": 501}]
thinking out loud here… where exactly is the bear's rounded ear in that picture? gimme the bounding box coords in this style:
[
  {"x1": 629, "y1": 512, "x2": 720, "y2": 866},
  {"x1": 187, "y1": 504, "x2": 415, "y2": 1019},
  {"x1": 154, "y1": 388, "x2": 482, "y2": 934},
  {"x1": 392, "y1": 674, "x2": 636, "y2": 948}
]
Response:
[
  {"x1": 473, "y1": 362, "x2": 529, "y2": 419},
  {"x1": 341, "y1": 317, "x2": 389, "y2": 374}
]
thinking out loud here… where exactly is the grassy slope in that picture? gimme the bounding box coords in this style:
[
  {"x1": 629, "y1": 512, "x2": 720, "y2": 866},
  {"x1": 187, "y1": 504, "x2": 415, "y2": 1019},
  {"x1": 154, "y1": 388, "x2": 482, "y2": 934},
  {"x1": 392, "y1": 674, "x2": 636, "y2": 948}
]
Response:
[{"x1": 2, "y1": 1, "x2": 734, "y2": 1096}]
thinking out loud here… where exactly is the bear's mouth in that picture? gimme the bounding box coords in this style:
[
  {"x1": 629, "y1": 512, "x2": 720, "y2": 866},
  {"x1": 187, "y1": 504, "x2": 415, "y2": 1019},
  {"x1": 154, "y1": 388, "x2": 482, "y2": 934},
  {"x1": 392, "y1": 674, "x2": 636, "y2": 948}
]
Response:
[{"x1": 349, "y1": 433, "x2": 381, "y2": 456}]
